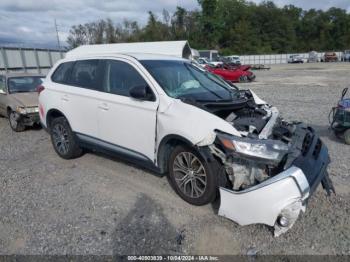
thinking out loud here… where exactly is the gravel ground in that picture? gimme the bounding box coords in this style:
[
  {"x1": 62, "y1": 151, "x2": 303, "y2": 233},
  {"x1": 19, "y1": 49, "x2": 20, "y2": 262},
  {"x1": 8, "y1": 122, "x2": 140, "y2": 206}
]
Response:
[{"x1": 0, "y1": 63, "x2": 349, "y2": 255}]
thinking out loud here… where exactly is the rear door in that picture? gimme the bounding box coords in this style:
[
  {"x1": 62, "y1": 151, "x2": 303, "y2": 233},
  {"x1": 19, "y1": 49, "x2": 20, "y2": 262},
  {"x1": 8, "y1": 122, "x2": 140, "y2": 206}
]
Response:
[
  {"x1": 97, "y1": 58, "x2": 159, "y2": 162},
  {"x1": 51, "y1": 59, "x2": 104, "y2": 137}
]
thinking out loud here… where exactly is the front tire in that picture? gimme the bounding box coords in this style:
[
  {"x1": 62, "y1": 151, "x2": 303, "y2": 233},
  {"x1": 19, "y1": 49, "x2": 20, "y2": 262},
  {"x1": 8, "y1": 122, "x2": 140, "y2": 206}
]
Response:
[
  {"x1": 239, "y1": 75, "x2": 248, "y2": 83},
  {"x1": 8, "y1": 110, "x2": 25, "y2": 132},
  {"x1": 167, "y1": 145, "x2": 218, "y2": 206},
  {"x1": 50, "y1": 117, "x2": 82, "y2": 159}
]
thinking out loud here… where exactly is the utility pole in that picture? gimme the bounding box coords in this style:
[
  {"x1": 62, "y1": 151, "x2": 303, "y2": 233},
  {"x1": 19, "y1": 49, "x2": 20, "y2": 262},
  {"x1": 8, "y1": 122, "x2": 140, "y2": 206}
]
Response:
[{"x1": 54, "y1": 19, "x2": 61, "y2": 50}]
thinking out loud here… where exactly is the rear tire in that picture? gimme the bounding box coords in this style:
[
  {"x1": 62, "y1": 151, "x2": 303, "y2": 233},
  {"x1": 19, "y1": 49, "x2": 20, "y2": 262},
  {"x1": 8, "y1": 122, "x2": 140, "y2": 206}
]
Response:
[
  {"x1": 50, "y1": 117, "x2": 82, "y2": 159},
  {"x1": 167, "y1": 145, "x2": 218, "y2": 206},
  {"x1": 8, "y1": 110, "x2": 25, "y2": 132}
]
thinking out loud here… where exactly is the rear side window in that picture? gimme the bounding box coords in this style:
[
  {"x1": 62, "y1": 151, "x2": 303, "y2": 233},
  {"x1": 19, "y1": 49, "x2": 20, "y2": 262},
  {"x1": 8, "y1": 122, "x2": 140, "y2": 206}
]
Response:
[
  {"x1": 103, "y1": 60, "x2": 148, "y2": 97},
  {"x1": 51, "y1": 62, "x2": 74, "y2": 84},
  {"x1": 70, "y1": 60, "x2": 101, "y2": 90}
]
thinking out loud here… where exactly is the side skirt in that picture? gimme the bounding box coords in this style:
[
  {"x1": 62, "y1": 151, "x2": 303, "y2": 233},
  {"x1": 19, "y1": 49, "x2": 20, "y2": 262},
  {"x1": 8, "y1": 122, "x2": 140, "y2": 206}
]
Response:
[{"x1": 76, "y1": 133, "x2": 164, "y2": 177}]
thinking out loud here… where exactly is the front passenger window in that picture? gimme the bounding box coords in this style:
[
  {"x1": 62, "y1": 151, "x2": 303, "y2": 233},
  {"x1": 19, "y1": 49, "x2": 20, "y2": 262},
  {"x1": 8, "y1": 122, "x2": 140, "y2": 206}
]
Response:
[{"x1": 104, "y1": 60, "x2": 148, "y2": 97}]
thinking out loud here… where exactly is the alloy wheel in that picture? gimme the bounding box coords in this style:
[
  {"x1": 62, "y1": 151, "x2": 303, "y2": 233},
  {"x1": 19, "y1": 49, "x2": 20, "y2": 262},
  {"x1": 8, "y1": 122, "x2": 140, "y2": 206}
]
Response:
[
  {"x1": 52, "y1": 123, "x2": 70, "y2": 155},
  {"x1": 173, "y1": 152, "x2": 207, "y2": 198}
]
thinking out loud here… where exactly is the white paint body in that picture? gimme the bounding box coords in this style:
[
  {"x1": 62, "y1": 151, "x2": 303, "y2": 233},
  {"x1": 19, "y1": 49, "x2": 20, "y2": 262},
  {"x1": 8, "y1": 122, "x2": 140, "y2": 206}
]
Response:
[
  {"x1": 39, "y1": 43, "x2": 311, "y2": 233},
  {"x1": 40, "y1": 53, "x2": 240, "y2": 162}
]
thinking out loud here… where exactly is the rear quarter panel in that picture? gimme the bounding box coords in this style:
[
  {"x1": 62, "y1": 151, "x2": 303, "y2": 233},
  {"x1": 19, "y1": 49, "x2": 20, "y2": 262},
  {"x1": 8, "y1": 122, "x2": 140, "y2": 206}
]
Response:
[{"x1": 39, "y1": 83, "x2": 63, "y2": 127}]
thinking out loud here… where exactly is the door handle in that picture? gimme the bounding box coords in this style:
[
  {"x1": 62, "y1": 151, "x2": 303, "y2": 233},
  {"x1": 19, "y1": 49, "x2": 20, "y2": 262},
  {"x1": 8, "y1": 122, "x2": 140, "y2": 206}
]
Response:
[
  {"x1": 61, "y1": 95, "x2": 69, "y2": 102},
  {"x1": 98, "y1": 103, "x2": 109, "y2": 111}
]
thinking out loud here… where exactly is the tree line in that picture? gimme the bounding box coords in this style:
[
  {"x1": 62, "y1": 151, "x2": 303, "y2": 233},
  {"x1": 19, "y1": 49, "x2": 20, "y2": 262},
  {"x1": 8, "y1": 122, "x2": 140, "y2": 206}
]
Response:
[{"x1": 67, "y1": 0, "x2": 350, "y2": 55}]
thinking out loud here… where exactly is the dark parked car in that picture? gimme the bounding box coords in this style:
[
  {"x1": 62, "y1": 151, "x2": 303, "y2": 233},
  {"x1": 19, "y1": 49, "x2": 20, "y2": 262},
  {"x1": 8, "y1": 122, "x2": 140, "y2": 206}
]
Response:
[{"x1": 321, "y1": 52, "x2": 338, "y2": 62}]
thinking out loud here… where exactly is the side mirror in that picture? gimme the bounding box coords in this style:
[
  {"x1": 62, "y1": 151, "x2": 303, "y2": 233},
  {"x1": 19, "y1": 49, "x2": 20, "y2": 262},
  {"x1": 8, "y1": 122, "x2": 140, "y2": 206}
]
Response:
[{"x1": 129, "y1": 85, "x2": 154, "y2": 101}]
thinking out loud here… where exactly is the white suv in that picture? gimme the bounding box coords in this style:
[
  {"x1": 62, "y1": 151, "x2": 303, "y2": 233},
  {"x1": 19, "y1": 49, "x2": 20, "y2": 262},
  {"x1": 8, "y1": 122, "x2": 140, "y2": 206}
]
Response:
[{"x1": 39, "y1": 42, "x2": 333, "y2": 236}]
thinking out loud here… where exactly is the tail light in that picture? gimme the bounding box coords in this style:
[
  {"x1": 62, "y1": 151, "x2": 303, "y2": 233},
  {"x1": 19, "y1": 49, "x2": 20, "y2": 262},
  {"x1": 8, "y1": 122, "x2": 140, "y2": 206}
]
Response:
[
  {"x1": 37, "y1": 85, "x2": 45, "y2": 94},
  {"x1": 39, "y1": 104, "x2": 45, "y2": 118}
]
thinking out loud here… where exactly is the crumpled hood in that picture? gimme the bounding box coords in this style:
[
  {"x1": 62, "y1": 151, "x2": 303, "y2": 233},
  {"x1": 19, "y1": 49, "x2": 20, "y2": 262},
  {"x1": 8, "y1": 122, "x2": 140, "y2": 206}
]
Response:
[
  {"x1": 10, "y1": 92, "x2": 38, "y2": 107},
  {"x1": 156, "y1": 98, "x2": 241, "y2": 149},
  {"x1": 250, "y1": 90, "x2": 267, "y2": 105}
]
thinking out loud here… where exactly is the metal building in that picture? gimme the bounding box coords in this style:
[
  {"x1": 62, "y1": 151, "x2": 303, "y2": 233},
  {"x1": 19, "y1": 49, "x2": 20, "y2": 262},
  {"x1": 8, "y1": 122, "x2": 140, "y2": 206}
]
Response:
[{"x1": 0, "y1": 47, "x2": 65, "y2": 75}]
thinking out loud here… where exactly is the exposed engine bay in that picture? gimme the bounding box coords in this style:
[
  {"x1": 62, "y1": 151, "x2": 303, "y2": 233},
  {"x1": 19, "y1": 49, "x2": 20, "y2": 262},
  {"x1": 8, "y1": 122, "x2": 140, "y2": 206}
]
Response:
[
  {"x1": 186, "y1": 89, "x2": 299, "y2": 191},
  {"x1": 184, "y1": 90, "x2": 329, "y2": 192},
  {"x1": 182, "y1": 89, "x2": 333, "y2": 236}
]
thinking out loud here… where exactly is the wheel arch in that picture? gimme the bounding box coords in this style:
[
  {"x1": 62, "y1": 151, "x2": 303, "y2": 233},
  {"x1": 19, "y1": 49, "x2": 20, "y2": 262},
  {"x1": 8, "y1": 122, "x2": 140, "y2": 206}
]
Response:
[
  {"x1": 46, "y1": 109, "x2": 69, "y2": 130},
  {"x1": 6, "y1": 106, "x2": 13, "y2": 115},
  {"x1": 156, "y1": 134, "x2": 218, "y2": 174},
  {"x1": 157, "y1": 134, "x2": 195, "y2": 174}
]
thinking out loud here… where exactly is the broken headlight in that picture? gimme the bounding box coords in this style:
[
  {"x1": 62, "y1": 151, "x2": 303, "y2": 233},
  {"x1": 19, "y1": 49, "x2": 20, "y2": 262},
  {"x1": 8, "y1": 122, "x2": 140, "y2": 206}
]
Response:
[
  {"x1": 25, "y1": 107, "x2": 39, "y2": 114},
  {"x1": 15, "y1": 106, "x2": 27, "y2": 114},
  {"x1": 15, "y1": 106, "x2": 39, "y2": 114},
  {"x1": 217, "y1": 133, "x2": 289, "y2": 162}
]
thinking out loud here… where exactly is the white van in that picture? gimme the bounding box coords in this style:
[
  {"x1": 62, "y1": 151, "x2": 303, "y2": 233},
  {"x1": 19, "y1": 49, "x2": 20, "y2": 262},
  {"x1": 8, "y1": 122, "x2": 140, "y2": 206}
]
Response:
[
  {"x1": 223, "y1": 55, "x2": 241, "y2": 65},
  {"x1": 38, "y1": 41, "x2": 333, "y2": 236}
]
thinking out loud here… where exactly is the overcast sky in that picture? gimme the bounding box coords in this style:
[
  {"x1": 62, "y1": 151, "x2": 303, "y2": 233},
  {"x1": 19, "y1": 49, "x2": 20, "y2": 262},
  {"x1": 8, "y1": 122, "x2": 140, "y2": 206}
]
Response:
[{"x1": 0, "y1": 0, "x2": 349, "y2": 49}]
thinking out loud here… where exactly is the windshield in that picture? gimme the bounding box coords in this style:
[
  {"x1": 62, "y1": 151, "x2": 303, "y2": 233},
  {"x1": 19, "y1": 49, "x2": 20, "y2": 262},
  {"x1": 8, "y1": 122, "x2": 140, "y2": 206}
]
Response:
[
  {"x1": 141, "y1": 60, "x2": 237, "y2": 101},
  {"x1": 8, "y1": 76, "x2": 43, "y2": 94}
]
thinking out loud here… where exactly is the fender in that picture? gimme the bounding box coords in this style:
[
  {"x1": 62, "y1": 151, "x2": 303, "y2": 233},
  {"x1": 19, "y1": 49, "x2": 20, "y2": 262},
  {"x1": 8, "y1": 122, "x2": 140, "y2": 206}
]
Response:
[
  {"x1": 156, "y1": 134, "x2": 218, "y2": 174},
  {"x1": 45, "y1": 109, "x2": 70, "y2": 129}
]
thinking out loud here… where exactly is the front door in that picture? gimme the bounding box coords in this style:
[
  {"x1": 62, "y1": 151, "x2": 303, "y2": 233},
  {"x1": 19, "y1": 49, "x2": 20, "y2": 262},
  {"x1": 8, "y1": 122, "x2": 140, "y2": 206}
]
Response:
[{"x1": 97, "y1": 59, "x2": 159, "y2": 162}]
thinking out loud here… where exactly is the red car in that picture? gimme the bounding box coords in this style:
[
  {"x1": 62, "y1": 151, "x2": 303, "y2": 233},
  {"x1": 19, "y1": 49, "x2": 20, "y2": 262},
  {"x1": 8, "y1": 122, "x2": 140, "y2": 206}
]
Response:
[{"x1": 205, "y1": 64, "x2": 255, "y2": 83}]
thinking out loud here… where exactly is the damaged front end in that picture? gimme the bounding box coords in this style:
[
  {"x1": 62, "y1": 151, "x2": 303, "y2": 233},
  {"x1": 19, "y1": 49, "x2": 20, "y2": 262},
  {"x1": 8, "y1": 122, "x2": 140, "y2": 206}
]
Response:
[{"x1": 196, "y1": 90, "x2": 334, "y2": 236}]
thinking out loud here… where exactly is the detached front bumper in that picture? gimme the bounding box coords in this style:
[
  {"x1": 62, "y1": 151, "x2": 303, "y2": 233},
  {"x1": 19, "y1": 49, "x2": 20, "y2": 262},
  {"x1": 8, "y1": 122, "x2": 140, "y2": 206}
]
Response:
[
  {"x1": 218, "y1": 126, "x2": 333, "y2": 236},
  {"x1": 219, "y1": 166, "x2": 310, "y2": 236}
]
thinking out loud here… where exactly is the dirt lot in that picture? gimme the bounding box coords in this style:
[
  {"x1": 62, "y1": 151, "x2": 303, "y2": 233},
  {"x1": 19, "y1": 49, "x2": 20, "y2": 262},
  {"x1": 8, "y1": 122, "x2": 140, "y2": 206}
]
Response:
[{"x1": 0, "y1": 63, "x2": 349, "y2": 255}]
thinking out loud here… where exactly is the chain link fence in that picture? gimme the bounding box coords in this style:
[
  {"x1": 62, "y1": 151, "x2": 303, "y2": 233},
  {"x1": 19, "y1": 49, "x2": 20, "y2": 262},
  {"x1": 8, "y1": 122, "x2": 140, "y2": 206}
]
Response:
[
  {"x1": 0, "y1": 47, "x2": 345, "y2": 74},
  {"x1": 240, "y1": 52, "x2": 343, "y2": 65}
]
